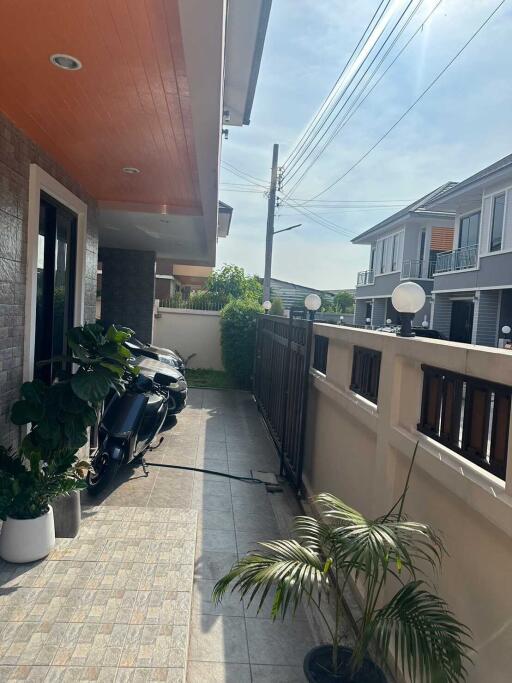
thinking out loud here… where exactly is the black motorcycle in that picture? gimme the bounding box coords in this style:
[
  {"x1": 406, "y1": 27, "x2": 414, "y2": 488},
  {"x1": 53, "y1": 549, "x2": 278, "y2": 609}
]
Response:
[{"x1": 86, "y1": 371, "x2": 171, "y2": 493}]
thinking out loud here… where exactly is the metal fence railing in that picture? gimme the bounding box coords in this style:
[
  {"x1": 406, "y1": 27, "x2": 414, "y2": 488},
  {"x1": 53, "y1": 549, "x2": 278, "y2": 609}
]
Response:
[
  {"x1": 253, "y1": 314, "x2": 313, "y2": 491},
  {"x1": 356, "y1": 269, "x2": 375, "y2": 286},
  {"x1": 159, "y1": 294, "x2": 227, "y2": 311},
  {"x1": 435, "y1": 245, "x2": 478, "y2": 274},
  {"x1": 401, "y1": 259, "x2": 437, "y2": 279}
]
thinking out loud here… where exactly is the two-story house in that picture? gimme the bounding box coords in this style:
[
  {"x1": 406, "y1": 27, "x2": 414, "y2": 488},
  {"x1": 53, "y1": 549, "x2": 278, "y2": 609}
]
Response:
[
  {"x1": 352, "y1": 184, "x2": 456, "y2": 328},
  {"x1": 426, "y1": 154, "x2": 512, "y2": 346}
]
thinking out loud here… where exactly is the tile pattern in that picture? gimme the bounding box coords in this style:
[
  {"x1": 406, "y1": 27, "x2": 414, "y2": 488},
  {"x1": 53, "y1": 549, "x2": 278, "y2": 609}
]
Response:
[
  {"x1": 0, "y1": 506, "x2": 197, "y2": 682},
  {"x1": 82, "y1": 388, "x2": 316, "y2": 681}
]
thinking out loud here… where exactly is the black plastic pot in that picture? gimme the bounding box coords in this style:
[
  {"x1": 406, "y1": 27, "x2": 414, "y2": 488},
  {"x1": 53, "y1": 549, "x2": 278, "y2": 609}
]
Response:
[{"x1": 304, "y1": 645, "x2": 387, "y2": 683}]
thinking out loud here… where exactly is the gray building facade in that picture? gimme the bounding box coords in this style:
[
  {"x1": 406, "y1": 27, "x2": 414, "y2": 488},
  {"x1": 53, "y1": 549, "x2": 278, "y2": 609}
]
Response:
[
  {"x1": 427, "y1": 154, "x2": 512, "y2": 347},
  {"x1": 352, "y1": 185, "x2": 456, "y2": 329}
]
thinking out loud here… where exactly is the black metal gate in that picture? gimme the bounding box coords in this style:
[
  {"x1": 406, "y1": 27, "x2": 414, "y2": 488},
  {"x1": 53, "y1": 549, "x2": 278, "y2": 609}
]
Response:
[{"x1": 253, "y1": 314, "x2": 313, "y2": 491}]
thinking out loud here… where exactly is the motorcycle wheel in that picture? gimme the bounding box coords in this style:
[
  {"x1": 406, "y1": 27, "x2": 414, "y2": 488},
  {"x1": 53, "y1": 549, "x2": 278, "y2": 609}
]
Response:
[{"x1": 86, "y1": 450, "x2": 121, "y2": 494}]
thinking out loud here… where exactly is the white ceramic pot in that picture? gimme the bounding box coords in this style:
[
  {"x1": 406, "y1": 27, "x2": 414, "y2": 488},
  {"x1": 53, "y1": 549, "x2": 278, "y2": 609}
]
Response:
[{"x1": 0, "y1": 506, "x2": 55, "y2": 563}]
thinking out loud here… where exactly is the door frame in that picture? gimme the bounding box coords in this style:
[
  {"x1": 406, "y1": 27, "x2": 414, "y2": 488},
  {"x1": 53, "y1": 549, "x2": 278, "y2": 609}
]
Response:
[{"x1": 24, "y1": 164, "x2": 87, "y2": 381}]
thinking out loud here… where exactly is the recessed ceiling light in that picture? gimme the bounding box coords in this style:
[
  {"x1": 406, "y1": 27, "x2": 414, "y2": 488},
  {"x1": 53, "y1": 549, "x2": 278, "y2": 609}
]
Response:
[
  {"x1": 122, "y1": 167, "x2": 141, "y2": 175},
  {"x1": 50, "y1": 53, "x2": 82, "y2": 71}
]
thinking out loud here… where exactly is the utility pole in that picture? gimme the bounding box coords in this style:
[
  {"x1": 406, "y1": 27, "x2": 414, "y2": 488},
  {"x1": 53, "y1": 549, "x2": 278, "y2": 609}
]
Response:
[{"x1": 263, "y1": 143, "x2": 279, "y2": 303}]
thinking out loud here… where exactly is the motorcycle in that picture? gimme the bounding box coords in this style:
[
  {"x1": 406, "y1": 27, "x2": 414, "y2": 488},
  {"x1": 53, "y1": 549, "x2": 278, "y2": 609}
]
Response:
[{"x1": 86, "y1": 370, "x2": 172, "y2": 494}]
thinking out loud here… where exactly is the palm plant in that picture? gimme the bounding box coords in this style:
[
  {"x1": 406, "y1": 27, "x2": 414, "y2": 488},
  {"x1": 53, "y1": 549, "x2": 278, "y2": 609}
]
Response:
[{"x1": 213, "y1": 446, "x2": 472, "y2": 682}]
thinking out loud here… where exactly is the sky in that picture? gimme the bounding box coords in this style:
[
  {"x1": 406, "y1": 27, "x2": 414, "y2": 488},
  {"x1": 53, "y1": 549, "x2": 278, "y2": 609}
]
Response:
[{"x1": 216, "y1": 0, "x2": 512, "y2": 290}]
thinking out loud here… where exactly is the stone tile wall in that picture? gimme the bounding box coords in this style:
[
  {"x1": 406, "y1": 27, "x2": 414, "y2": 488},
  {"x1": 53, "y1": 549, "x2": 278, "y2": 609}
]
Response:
[{"x1": 0, "y1": 112, "x2": 99, "y2": 447}]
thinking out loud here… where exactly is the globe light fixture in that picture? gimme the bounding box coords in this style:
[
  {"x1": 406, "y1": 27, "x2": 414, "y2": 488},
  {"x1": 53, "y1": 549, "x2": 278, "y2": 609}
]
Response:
[
  {"x1": 502, "y1": 325, "x2": 511, "y2": 336},
  {"x1": 263, "y1": 300, "x2": 272, "y2": 314},
  {"x1": 339, "y1": 315, "x2": 344, "y2": 325},
  {"x1": 304, "y1": 293, "x2": 322, "y2": 320},
  {"x1": 422, "y1": 319, "x2": 429, "y2": 329},
  {"x1": 386, "y1": 318, "x2": 392, "y2": 325},
  {"x1": 391, "y1": 282, "x2": 426, "y2": 338}
]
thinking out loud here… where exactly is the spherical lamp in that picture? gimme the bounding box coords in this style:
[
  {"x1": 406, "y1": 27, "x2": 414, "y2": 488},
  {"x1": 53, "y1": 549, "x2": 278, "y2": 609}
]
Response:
[
  {"x1": 263, "y1": 300, "x2": 272, "y2": 314},
  {"x1": 502, "y1": 325, "x2": 511, "y2": 336},
  {"x1": 386, "y1": 318, "x2": 392, "y2": 325},
  {"x1": 304, "y1": 293, "x2": 322, "y2": 321},
  {"x1": 391, "y1": 282, "x2": 426, "y2": 337}
]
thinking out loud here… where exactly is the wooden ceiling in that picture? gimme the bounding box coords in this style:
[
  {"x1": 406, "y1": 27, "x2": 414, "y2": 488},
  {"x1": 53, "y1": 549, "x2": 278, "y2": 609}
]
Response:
[{"x1": 0, "y1": 0, "x2": 201, "y2": 213}]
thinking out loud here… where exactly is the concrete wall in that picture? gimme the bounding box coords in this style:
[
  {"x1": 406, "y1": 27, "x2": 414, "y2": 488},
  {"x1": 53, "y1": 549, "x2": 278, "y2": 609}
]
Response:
[
  {"x1": 304, "y1": 324, "x2": 512, "y2": 682},
  {"x1": 0, "y1": 112, "x2": 98, "y2": 447},
  {"x1": 154, "y1": 306, "x2": 223, "y2": 370},
  {"x1": 100, "y1": 248, "x2": 156, "y2": 343}
]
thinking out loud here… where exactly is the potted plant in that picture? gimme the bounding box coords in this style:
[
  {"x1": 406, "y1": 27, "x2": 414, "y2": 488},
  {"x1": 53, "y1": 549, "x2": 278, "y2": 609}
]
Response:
[
  {"x1": 213, "y1": 448, "x2": 472, "y2": 682},
  {"x1": 0, "y1": 323, "x2": 137, "y2": 562}
]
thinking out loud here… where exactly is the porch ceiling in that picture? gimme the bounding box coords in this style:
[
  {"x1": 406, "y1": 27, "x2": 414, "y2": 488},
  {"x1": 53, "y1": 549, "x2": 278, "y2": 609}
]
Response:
[{"x1": 0, "y1": 0, "x2": 201, "y2": 214}]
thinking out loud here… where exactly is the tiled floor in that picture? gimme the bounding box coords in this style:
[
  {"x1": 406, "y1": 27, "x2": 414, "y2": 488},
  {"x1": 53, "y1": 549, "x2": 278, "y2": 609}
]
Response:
[
  {"x1": 0, "y1": 506, "x2": 197, "y2": 682},
  {"x1": 85, "y1": 388, "x2": 316, "y2": 681},
  {"x1": 0, "y1": 389, "x2": 316, "y2": 682}
]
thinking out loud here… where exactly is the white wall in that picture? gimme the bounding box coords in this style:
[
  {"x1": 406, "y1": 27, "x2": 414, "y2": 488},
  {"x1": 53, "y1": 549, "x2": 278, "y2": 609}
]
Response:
[{"x1": 154, "y1": 307, "x2": 223, "y2": 370}]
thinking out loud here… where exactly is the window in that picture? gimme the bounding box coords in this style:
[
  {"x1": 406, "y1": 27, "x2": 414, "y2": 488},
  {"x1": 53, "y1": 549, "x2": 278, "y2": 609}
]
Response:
[
  {"x1": 377, "y1": 232, "x2": 402, "y2": 274},
  {"x1": 391, "y1": 233, "x2": 399, "y2": 271},
  {"x1": 35, "y1": 193, "x2": 77, "y2": 383},
  {"x1": 369, "y1": 246, "x2": 375, "y2": 272},
  {"x1": 458, "y1": 211, "x2": 480, "y2": 249},
  {"x1": 419, "y1": 229, "x2": 426, "y2": 262},
  {"x1": 490, "y1": 193, "x2": 505, "y2": 252}
]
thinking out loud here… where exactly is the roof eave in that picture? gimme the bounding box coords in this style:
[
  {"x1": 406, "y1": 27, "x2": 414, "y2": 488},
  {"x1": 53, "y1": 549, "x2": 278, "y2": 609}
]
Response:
[{"x1": 242, "y1": 0, "x2": 272, "y2": 125}]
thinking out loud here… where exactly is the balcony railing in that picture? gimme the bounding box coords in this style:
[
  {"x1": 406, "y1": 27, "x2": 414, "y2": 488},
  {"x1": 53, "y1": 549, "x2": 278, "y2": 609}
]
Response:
[
  {"x1": 356, "y1": 269, "x2": 375, "y2": 286},
  {"x1": 401, "y1": 259, "x2": 436, "y2": 279},
  {"x1": 435, "y1": 245, "x2": 478, "y2": 274}
]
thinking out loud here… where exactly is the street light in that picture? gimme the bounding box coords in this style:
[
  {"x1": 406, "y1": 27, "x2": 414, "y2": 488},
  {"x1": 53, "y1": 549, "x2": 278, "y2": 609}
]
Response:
[
  {"x1": 304, "y1": 293, "x2": 322, "y2": 321},
  {"x1": 391, "y1": 282, "x2": 426, "y2": 337},
  {"x1": 263, "y1": 300, "x2": 272, "y2": 314},
  {"x1": 273, "y1": 223, "x2": 302, "y2": 235}
]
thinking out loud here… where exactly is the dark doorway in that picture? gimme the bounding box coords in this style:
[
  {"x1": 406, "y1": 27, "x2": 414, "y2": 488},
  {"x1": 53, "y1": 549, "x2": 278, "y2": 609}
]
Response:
[
  {"x1": 35, "y1": 193, "x2": 77, "y2": 383},
  {"x1": 449, "y1": 300, "x2": 474, "y2": 343}
]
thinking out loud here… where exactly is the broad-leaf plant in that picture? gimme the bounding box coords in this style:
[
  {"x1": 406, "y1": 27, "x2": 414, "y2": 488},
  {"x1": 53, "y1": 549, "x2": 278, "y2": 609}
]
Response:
[
  {"x1": 0, "y1": 324, "x2": 137, "y2": 520},
  {"x1": 213, "y1": 445, "x2": 473, "y2": 682}
]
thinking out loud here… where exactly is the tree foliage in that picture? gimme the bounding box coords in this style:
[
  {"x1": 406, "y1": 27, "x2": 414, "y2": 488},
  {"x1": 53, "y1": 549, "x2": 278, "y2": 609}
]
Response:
[
  {"x1": 270, "y1": 297, "x2": 284, "y2": 316},
  {"x1": 206, "y1": 264, "x2": 262, "y2": 302},
  {"x1": 0, "y1": 324, "x2": 138, "y2": 520},
  {"x1": 220, "y1": 298, "x2": 262, "y2": 387}
]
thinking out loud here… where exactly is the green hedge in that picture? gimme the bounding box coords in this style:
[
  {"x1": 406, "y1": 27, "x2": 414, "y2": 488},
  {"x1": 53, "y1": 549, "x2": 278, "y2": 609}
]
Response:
[{"x1": 220, "y1": 299, "x2": 262, "y2": 388}]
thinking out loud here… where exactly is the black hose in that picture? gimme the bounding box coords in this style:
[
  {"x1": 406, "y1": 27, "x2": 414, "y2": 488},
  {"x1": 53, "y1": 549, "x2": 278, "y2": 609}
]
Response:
[{"x1": 144, "y1": 461, "x2": 265, "y2": 485}]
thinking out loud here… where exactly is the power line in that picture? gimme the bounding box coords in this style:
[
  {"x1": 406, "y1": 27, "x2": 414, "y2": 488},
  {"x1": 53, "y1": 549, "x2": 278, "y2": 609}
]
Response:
[
  {"x1": 283, "y1": 0, "x2": 392, "y2": 171},
  {"x1": 298, "y1": 0, "x2": 444, "y2": 188},
  {"x1": 283, "y1": 0, "x2": 424, "y2": 185},
  {"x1": 309, "y1": 0, "x2": 508, "y2": 201},
  {"x1": 285, "y1": 0, "x2": 431, "y2": 194},
  {"x1": 278, "y1": 197, "x2": 358, "y2": 238},
  {"x1": 221, "y1": 161, "x2": 268, "y2": 187}
]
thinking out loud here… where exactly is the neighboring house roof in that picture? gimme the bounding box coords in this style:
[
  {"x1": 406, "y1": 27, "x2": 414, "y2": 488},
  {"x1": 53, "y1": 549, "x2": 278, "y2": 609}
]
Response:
[
  {"x1": 218, "y1": 201, "x2": 233, "y2": 238},
  {"x1": 424, "y1": 153, "x2": 512, "y2": 211},
  {"x1": 351, "y1": 182, "x2": 457, "y2": 245},
  {"x1": 268, "y1": 278, "x2": 336, "y2": 308}
]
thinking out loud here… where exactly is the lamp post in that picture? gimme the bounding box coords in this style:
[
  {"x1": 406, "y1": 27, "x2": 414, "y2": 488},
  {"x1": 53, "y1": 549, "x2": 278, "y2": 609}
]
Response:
[
  {"x1": 502, "y1": 325, "x2": 511, "y2": 348},
  {"x1": 338, "y1": 315, "x2": 344, "y2": 326},
  {"x1": 263, "y1": 300, "x2": 272, "y2": 315},
  {"x1": 365, "y1": 317, "x2": 371, "y2": 329},
  {"x1": 304, "y1": 293, "x2": 322, "y2": 321},
  {"x1": 391, "y1": 282, "x2": 426, "y2": 337}
]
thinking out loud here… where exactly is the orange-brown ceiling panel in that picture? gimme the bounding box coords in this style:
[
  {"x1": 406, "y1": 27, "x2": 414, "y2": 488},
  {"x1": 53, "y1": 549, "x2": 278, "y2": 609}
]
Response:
[{"x1": 0, "y1": 0, "x2": 201, "y2": 213}]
